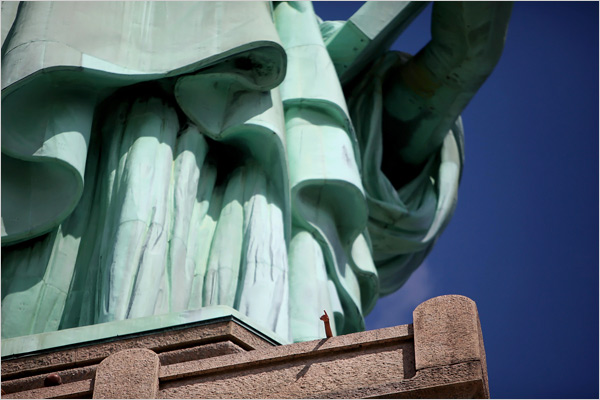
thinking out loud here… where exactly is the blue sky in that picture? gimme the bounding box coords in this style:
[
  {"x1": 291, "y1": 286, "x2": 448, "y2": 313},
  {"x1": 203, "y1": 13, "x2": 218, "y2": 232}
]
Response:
[{"x1": 313, "y1": 2, "x2": 599, "y2": 398}]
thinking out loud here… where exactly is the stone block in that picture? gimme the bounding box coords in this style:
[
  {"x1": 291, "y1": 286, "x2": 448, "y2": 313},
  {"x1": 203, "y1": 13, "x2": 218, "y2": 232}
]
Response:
[
  {"x1": 93, "y1": 348, "x2": 160, "y2": 399},
  {"x1": 413, "y1": 295, "x2": 488, "y2": 397},
  {"x1": 159, "y1": 341, "x2": 246, "y2": 366}
]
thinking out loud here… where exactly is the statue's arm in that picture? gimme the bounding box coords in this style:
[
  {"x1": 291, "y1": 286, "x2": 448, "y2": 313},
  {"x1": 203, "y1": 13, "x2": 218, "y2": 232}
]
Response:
[{"x1": 381, "y1": 2, "x2": 512, "y2": 186}]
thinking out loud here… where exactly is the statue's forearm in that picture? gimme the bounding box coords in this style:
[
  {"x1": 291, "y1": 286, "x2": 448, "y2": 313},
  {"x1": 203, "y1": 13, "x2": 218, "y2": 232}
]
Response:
[{"x1": 382, "y1": 2, "x2": 512, "y2": 169}]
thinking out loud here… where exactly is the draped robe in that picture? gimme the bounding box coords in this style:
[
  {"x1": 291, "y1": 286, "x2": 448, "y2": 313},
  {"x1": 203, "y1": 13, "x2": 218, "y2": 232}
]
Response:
[{"x1": 1, "y1": 1, "x2": 464, "y2": 343}]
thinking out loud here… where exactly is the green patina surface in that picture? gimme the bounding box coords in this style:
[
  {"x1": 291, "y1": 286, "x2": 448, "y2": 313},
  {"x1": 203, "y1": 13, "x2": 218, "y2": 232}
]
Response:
[
  {"x1": 1, "y1": 1, "x2": 511, "y2": 352},
  {"x1": 1, "y1": 305, "x2": 286, "y2": 358}
]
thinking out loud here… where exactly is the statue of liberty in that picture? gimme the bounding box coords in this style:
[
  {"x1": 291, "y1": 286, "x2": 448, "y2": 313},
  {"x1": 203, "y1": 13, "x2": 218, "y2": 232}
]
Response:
[{"x1": 1, "y1": 1, "x2": 511, "y2": 343}]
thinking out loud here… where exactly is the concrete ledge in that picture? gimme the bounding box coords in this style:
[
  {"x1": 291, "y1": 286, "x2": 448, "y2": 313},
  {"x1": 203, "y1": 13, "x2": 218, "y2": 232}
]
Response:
[
  {"x1": 4, "y1": 379, "x2": 93, "y2": 399},
  {"x1": 158, "y1": 325, "x2": 415, "y2": 398},
  {"x1": 1, "y1": 306, "x2": 285, "y2": 359},
  {"x1": 160, "y1": 324, "x2": 413, "y2": 382},
  {"x1": 1, "y1": 295, "x2": 490, "y2": 399},
  {"x1": 1, "y1": 319, "x2": 277, "y2": 398},
  {"x1": 331, "y1": 361, "x2": 486, "y2": 398},
  {"x1": 2, "y1": 319, "x2": 276, "y2": 380}
]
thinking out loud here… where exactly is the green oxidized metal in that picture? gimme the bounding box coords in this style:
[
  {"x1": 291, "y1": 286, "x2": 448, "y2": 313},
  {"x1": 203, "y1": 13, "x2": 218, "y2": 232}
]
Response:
[{"x1": 1, "y1": 1, "x2": 511, "y2": 348}]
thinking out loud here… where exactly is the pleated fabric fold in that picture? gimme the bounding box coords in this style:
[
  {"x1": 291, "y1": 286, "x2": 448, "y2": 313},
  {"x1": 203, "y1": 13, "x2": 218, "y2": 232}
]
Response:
[
  {"x1": 348, "y1": 51, "x2": 464, "y2": 295},
  {"x1": 274, "y1": 1, "x2": 379, "y2": 339},
  {"x1": 1, "y1": 1, "x2": 293, "y2": 340},
  {"x1": 1, "y1": 1, "x2": 286, "y2": 246},
  {"x1": 2, "y1": 92, "x2": 292, "y2": 340},
  {"x1": 1, "y1": 1, "x2": 464, "y2": 346}
]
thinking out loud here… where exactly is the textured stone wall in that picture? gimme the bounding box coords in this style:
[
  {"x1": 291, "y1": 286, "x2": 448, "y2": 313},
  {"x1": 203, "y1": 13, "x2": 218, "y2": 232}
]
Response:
[{"x1": 1, "y1": 295, "x2": 489, "y2": 399}]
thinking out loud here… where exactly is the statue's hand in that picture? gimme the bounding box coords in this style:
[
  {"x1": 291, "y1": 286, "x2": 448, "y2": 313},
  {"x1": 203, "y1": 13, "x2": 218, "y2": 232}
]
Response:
[
  {"x1": 320, "y1": 310, "x2": 329, "y2": 322},
  {"x1": 380, "y1": 2, "x2": 512, "y2": 186},
  {"x1": 320, "y1": 310, "x2": 333, "y2": 338}
]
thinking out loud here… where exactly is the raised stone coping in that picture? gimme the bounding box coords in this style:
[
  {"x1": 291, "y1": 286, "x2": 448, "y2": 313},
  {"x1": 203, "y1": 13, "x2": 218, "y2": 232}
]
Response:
[
  {"x1": 1, "y1": 306, "x2": 288, "y2": 359},
  {"x1": 160, "y1": 323, "x2": 413, "y2": 382},
  {"x1": 1, "y1": 295, "x2": 489, "y2": 399}
]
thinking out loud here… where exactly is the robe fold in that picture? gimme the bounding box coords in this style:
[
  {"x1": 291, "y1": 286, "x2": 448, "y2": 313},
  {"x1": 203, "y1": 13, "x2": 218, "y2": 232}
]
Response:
[{"x1": 1, "y1": 1, "x2": 463, "y2": 343}]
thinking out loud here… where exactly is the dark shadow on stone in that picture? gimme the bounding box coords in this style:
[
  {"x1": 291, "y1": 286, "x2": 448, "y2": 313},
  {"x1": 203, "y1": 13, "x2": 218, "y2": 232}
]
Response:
[{"x1": 295, "y1": 338, "x2": 328, "y2": 381}]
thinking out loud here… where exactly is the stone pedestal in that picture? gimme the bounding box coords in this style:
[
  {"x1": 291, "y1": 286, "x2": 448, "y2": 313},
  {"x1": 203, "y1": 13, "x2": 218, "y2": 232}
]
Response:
[{"x1": 1, "y1": 295, "x2": 490, "y2": 398}]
